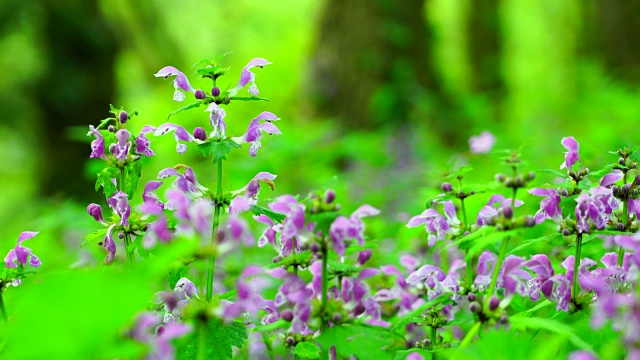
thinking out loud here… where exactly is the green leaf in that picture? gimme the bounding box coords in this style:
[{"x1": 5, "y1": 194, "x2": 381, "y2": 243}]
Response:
[
  {"x1": 95, "y1": 167, "x2": 120, "y2": 197},
  {"x1": 508, "y1": 234, "x2": 563, "y2": 255},
  {"x1": 292, "y1": 342, "x2": 321, "y2": 359},
  {"x1": 391, "y1": 294, "x2": 453, "y2": 332},
  {"x1": 309, "y1": 211, "x2": 341, "y2": 236},
  {"x1": 196, "y1": 139, "x2": 241, "y2": 162},
  {"x1": 81, "y1": 228, "x2": 107, "y2": 246},
  {"x1": 509, "y1": 316, "x2": 593, "y2": 351},
  {"x1": 316, "y1": 324, "x2": 393, "y2": 360},
  {"x1": 250, "y1": 205, "x2": 286, "y2": 223},
  {"x1": 167, "y1": 100, "x2": 205, "y2": 120},
  {"x1": 536, "y1": 169, "x2": 568, "y2": 178},
  {"x1": 514, "y1": 299, "x2": 553, "y2": 317},
  {"x1": 124, "y1": 161, "x2": 142, "y2": 197},
  {"x1": 176, "y1": 318, "x2": 247, "y2": 360},
  {"x1": 168, "y1": 264, "x2": 190, "y2": 289},
  {"x1": 229, "y1": 96, "x2": 270, "y2": 102},
  {"x1": 559, "y1": 194, "x2": 578, "y2": 219},
  {"x1": 444, "y1": 165, "x2": 473, "y2": 180},
  {"x1": 252, "y1": 319, "x2": 288, "y2": 333},
  {"x1": 464, "y1": 229, "x2": 518, "y2": 260}
]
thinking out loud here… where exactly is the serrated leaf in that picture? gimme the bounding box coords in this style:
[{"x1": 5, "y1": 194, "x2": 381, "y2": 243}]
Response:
[
  {"x1": 586, "y1": 164, "x2": 616, "y2": 180},
  {"x1": 559, "y1": 195, "x2": 578, "y2": 218},
  {"x1": 292, "y1": 342, "x2": 321, "y2": 359},
  {"x1": 81, "y1": 228, "x2": 107, "y2": 246},
  {"x1": 391, "y1": 294, "x2": 453, "y2": 332},
  {"x1": 229, "y1": 96, "x2": 270, "y2": 102},
  {"x1": 197, "y1": 139, "x2": 241, "y2": 162},
  {"x1": 167, "y1": 100, "x2": 205, "y2": 120},
  {"x1": 316, "y1": 324, "x2": 393, "y2": 360},
  {"x1": 509, "y1": 316, "x2": 592, "y2": 351},
  {"x1": 252, "y1": 319, "x2": 288, "y2": 333},
  {"x1": 250, "y1": 205, "x2": 286, "y2": 223},
  {"x1": 124, "y1": 161, "x2": 142, "y2": 197},
  {"x1": 96, "y1": 167, "x2": 120, "y2": 197},
  {"x1": 176, "y1": 319, "x2": 247, "y2": 360},
  {"x1": 444, "y1": 165, "x2": 473, "y2": 180}
]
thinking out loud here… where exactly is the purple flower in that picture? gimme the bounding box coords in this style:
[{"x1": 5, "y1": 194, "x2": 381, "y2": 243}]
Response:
[
  {"x1": 229, "y1": 172, "x2": 277, "y2": 214},
  {"x1": 102, "y1": 225, "x2": 117, "y2": 265},
  {"x1": 235, "y1": 112, "x2": 281, "y2": 156},
  {"x1": 408, "y1": 201, "x2": 458, "y2": 246},
  {"x1": 469, "y1": 130, "x2": 496, "y2": 154},
  {"x1": 474, "y1": 250, "x2": 497, "y2": 290},
  {"x1": 108, "y1": 191, "x2": 131, "y2": 227},
  {"x1": 158, "y1": 166, "x2": 204, "y2": 194},
  {"x1": 568, "y1": 350, "x2": 598, "y2": 360},
  {"x1": 236, "y1": 58, "x2": 272, "y2": 96},
  {"x1": 600, "y1": 169, "x2": 623, "y2": 187},
  {"x1": 205, "y1": 102, "x2": 227, "y2": 138},
  {"x1": 154, "y1": 123, "x2": 195, "y2": 154},
  {"x1": 268, "y1": 195, "x2": 306, "y2": 256},
  {"x1": 560, "y1": 136, "x2": 579, "y2": 170},
  {"x1": 562, "y1": 256, "x2": 610, "y2": 296},
  {"x1": 131, "y1": 312, "x2": 192, "y2": 360},
  {"x1": 154, "y1": 66, "x2": 195, "y2": 102},
  {"x1": 528, "y1": 188, "x2": 562, "y2": 224},
  {"x1": 254, "y1": 215, "x2": 278, "y2": 248},
  {"x1": 226, "y1": 215, "x2": 254, "y2": 246},
  {"x1": 499, "y1": 255, "x2": 531, "y2": 297},
  {"x1": 476, "y1": 195, "x2": 524, "y2": 225},
  {"x1": 329, "y1": 205, "x2": 379, "y2": 257},
  {"x1": 87, "y1": 125, "x2": 106, "y2": 159},
  {"x1": 188, "y1": 199, "x2": 213, "y2": 239},
  {"x1": 135, "y1": 126, "x2": 156, "y2": 157},
  {"x1": 87, "y1": 203, "x2": 105, "y2": 223},
  {"x1": 110, "y1": 129, "x2": 131, "y2": 162},
  {"x1": 575, "y1": 192, "x2": 607, "y2": 234},
  {"x1": 223, "y1": 266, "x2": 268, "y2": 319},
  {"x1": 4, "y1": 231, "x2": 40, "y2": 268},
  {"x1": 523, "y1": 254, "x2": 554, "y2": 301},
  {"x1": 140, "y1": 180, "x2": 164, "y2": 215},
  {"x1": 174, "y1": 277, "x2": 199, "y2": 300}
]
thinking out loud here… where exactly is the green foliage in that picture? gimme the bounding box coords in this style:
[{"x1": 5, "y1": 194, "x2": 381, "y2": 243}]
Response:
[
  {"x1": 250, "y1": 204, "x2": 286, "y2": 223},
  {"x1": 229, "y1": 96, "x2": 270, "y2": 102},
  {"x1": 167, "y1": 100, "x2": 205, "y2": 120},
  {"x1": 509, "y1": 316, "x2": 593, "y2": 351},
  {"x1": 309, "y1": 211, "x2": 341, "y2": 235},
  {"x1": 391, "y1": 294, "x2": 453, "y2": 332},
  {"x1": 292, "y1": 341, "x2": 321, "y2": 359},
  {"x1": 196, "y1": 139, "x2": 242, "y2": 163},
  {"x1": 124, "y1": 161, "x2": 142, "y2": 197},
  {"x1": 95, "y1": 166, "x2": 120, "y2": 197},
  {"x1": 316, "y1": 324, "x2": 393, "y2": 360},
  {"x1": 81, "y1": 228, "x2": 107, "y2": 246},
  {"x1": 176, "y1": 318, "x2": 247, "y2": 360}
]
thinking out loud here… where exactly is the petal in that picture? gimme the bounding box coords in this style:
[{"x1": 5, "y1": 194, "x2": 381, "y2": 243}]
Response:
[{"x1": 600, "y1": 169, "x2": 624, "y2": 187}]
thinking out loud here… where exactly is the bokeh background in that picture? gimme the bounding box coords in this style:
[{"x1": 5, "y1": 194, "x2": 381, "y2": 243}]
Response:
[{"x1": 1, "y1": 0, "x2": 640, "y2": 279}]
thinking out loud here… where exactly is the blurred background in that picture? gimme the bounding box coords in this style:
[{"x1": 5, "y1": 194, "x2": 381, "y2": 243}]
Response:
[{"x1": 1, "y1": 0, "x2": 640, "y2": 264}]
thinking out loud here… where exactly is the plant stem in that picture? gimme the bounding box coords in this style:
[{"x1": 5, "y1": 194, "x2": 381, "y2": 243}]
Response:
[
  {"x1": 206, "y1": 159, "x2": 223, "y2": 301},
  {"x1": 430, "y1": 326, "x2": 437, "y2": 360},
  {"x1": 262, "y1": 332, "x2": 276, "y2": 360},
  {"x1": 118, "y1": 168, "x2": 135, "y2": 266},
  {"x1": 0, "y1": 290, "x2": 7, "y2": 323},
  {"x1": 460, "y1": 198, "x2": 468, "y2": 231},
  {"x1": 486, "y1": 236, "x2": 510, "y2": 301},
  {"x1": 572, "y1": 233, "x2": 583, "y2": 304},
  {"x1": 620, "y1": 171, "x2": 628, "y2": 267},
  {"x1": 321, "y1": 242, "x2": 329, "y2": 360},
  {"x1": 459, "y1": 322, "x2": 481, "y2": 348},
  {"x1": 196, "y1": 322, "x2": 207, "y2": 360}
]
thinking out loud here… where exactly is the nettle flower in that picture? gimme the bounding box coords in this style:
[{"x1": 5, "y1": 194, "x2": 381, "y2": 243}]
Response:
[
  {"x1": 154, "y1": 66, "x2": 195, "y2": 102},
  {"x1": 88, "y1": 125, "x2": 106, "y2": 160},
  {"x1": 560, "y1": 136, "x2": 579, "y2": 170},
  {"x1": 528, "y1": 188, "x2": 562, "y2": 224},
  {"x1": 234, "y1": 112, "x2": 281, "y2": 156},
  {"x1": 267, "y1": 195, "x2": 307, "y2": 257},
  {"x1": 235, "y1": 58, "x2": 272, "y2": 96},
  {"x1": 229, "y1": 172, "x2": 277, "y2": 215},
  {"x1": 131, "y1": 312, "x2": 192, "y2": 360},
  {"x1": 469, "y1": 130, "x2": 496, "y2": 154},
  {"x1": 562, "y1": 256, "x2": 610, "y2": 297},
  {"x1": 575, "y1": 190, "x2": 613, "y2": 234},
  {"x1": 108, "y1": 191, "x2": 131, "y2": 227},
  {"x1": 223, "y1": 266, "x2": 268, "y2": 320},
  {"x1": 205, "y1": 102, "x2": 227, "y2": 139},
  {"x1": 476, "y1": 195, "x2": 523, "y2": 226},
  {"x1": 154, "y1": 123, "x2": 195, "y2": 154},
  {"x1": 407, "y1": 201, "x2": 459, "y2": 247},
  {"x1": 330, "y1": 205, "x2": 380, "y2": 257},
  {"x1": 110, "y1": 129, "x2": 131, "y2": 163},
  {"x1": 4, "y1": 231, "x2": 40, "y2": 268},
  {"x1": 136, "y1": 126, "x2": 156, "y2": 157}
]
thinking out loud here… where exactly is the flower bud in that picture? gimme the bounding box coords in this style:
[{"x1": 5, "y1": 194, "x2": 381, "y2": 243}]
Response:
[
  {"x1": 612, "y1": 186, "x2": 620, "y2": 196},
  {"x1": 357, "y1": 250, "x2": 372, "y2": 266},
  {"x1": 211, "y1": 87, "x2": 221, "y2": 97},
  {"x1": 499, "y1": 314, "x2": 509, "y2": 324},
  {"x1": 528, "y1": 172, "x2": 536, "y2": 181},
  {"x1": 285, "y1": 336, "x2": 295, "y2": 347},
  {"x1": 488, "y1": 296, "x2": 500, "y2": 311},
  {"x1": 502, "y1": 206, "x2": 513, "y2": 220},
  {"x1": 619, "y1": 158, "x2": 626, "y2": 166},
  {"x1": 281, "y1": 309, "x2": 294, "y2": 322},
  {"x1": 272, "y1": 256, "x2": 282, "y2": 264},
  {"x1": 524, "y1": 215, "x2": 536, "y2": 227},
  {"x1": 560, "y1": 188, "x2": 569, "y2": 197},
  {"x1": 622, "y1": 184, "x2": 630, "y2": 196},
  {"x1": 580, "y1": 168, "x2": 590, "y2": 177},
  {"x1": 332, "y1": 313, "x2": 342, "y2": 323},
  {"x1": 118, "y1": 232, "x2": 125, "y2": 239},
  {"x1": 515, "y1": 175, "x2": 524, "y2": 187},
  {"x1": 422, "y1": 338, "x2": 432, "y2": 348},
  {"x1": 194, "y1": 89, "x2": 206, "y2": 99},
  {"x1": 468, "y1": 293, "x2": 476, "y2": 302},
  {"x1": 495, "y1": 174, "x2": 505, "y2": 182},
  {"x1": 216, "y1": 229, "x2": 226, "y2": 243},
  {"x1": 87, "y1": 203, "x2": 104, "y2": 222},
  {"x1": 108, "y1": 125, "x2": 115, "y2": 132},
  {"x1": 562, "y1": 228, "x2": 571, "y2": 236},
  {"x1": 617, "y1": 222, "x2": 625, "y2": 231},
  {"x1": 469, "y1": 302, "x2": 480, "y2": 313},
  {"x1": 310, "y1": 243, "x2": 320, "y2": 254},
  {"x1": 193, "y1": 127, "x2": 207, "y2": 141},
  {"x1": 442, "y1": 182, "x2": 453, "y2": 192},
  {"x1": 323, "y1": 189, "x2": 336, "y2": 204},
  {"x1": 119, "y1": 111, "x2": 128, "y2": 124}
]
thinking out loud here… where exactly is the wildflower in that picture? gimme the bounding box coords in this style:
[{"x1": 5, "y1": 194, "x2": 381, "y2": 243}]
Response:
[
  {"x1": 575, "y1": 192, "x2": 607, "y2": 234},
  {"x1": 528, "y1": 188, "x2": 562, "y2": 224},
  {"x1": 108, "y1": 191, "x2": 131, "y2": 227},
  {"x1": 158, "y1": 166, "x2": 204, "y2": 194},
  {"x1": 4, "y1": 231, "x2": 40, "y2": 268},
  {"x1": 476, "y1": 195, "x2": 524, "y2": 225},
  {"x1": 236, "y1": 58, "x2": 272, "y2": 96},
  {"x1": 234, "y1": 112, "x2": 281, "y2": 156},
  {"x1": 205, "y1": 102, "x2": 227, "y2": 138},
  {"x1": 131, "y1": 312, "x2": 192, "y2": 360},
  {"x1": 154, "y1": 66, "x2": 195, "y2": 102},
  {"x1": 135, "y1": 126, "x2": 156, "y2": 157},
  {"x1": 87, "y1": 203, "x2": 106, "y2": 224},
  {"x1": 87, "y1": 125, "x2": 106, "y2": 159},
  {"x1": 329, "y1": 205, "x2": 379, "y2": 257},
  {"x1": 600, "y1": 169, "x2": 623, "y2": 187},
  {"x1": 154, "y1": 123, "x2": 195, "y2": 154},
  {"x1": 102, "y1": 225, "x2": 117, "y2": 265},
  {"x1": 407, "y1": 201, "x2": 458, "y2": 246},
  {"x1": 560, "y1": 136, "x2": 579, "y2": 170},
  {"x1": 469, "y1": 130, "x2": 496, "y2": 154},
  {"x1": 523, "y1": 254, "x2": 554, "y2": 301}
]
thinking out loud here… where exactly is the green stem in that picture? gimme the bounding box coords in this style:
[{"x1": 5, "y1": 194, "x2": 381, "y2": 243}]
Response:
[
  {"x1": 459, "y1": 322, "x2": 482, "y2": 348},
  {"x1": 487, "y1": 237, "x2": 510, "y2": 299},
  {"x1": 0, "y1": 290, "x2": 7, "y2": 323},
  {"x1": 118, "y1": 168, "x2": 135, "y2": 266},
  {"x1": 572, "y1": 233, "x2": 583, "y2": 304},
  {"x1": 262, "y1": 333, "x2": 276, "y2": 360},
  {"x1": 460, "y1": 198, "x2": 468, "y2": 231},
  {"x1": 321, "y1": 243, "x2": 329, "y2": 360},
  {"x1": 430, "y1": 326, "x2": 437, "y2": 360},
  {"x1": 206, "y1": 159, "x2": 223, "y2": 301},
  {"x1": 196, "y1": 322, "x2": 207, "y2": 360},
  {"x1": 620, "y1": 171, "x2": 628, "y2": 267}
]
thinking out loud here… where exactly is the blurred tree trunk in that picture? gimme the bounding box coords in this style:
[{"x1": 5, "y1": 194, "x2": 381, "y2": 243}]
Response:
[
  {"x1": 467, "y1": 0, "x2": 503, "y2": 96},
  {"x1": 308, "y1": 0, "x2": 464, "y2": 145},
  {"x1": 582, "y1": 0, "x2": 640, "y2": 82},
  {"x1": 36, "y1": 0, "x2": 118, "y2": 200}
]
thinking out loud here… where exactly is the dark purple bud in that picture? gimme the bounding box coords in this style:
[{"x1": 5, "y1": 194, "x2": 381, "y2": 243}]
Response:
[
  {"x1": 332, "y1": 313, "x2": 342, "y2": 323},
  {"x1": 357, "y1": 250, "x2": 372, "y2": 266},
  {"x1": 422, "y1": 339, "x2": 432, "y2": 348},
  {"x1": 488, "y1": 296, "x2": 500, "y2": 311},
  {"x1": 194, "y1": 89, "x2": 206, "y2": 99},
  {"x1": 469, "y1": 302, "x2": 480, "y2": 313},
  {"x1": 502, "y1": 206, "x2": 513, "y2": 220},
  {"x1": 155, "y1": 325, "x2": 165, "y2": 337},
  {"x1": 612, "y1": 186, "x2": 620, "y2": 196},
  {"x1": 211, "y1": 87, "x2": 221, "y2": 97},
  {"x1": 108, "y1": 125, "x2": 115, "y2": 132},
  {"x1": 87, "y1": 203, "x2": 104, "y2": 222},
  {"x1": 118, "y1": 232, "x2": 125, "y2": 239},
  {"x1": 562, "y1": 228, "x2": 571, "y2": 236},
  {"x1": 353, "y1": 304, "x2": 365, "y2": 316},
  {"x1": 441, "y1": 182, "x2": 452, "y2": 192},
  {"x1": 528, "y1": 172, "x2": 535, "y2": 180},
  {"x1": 324, "y1": 189, "x2": 336, "y2": 204},
  {"x1": 310, "y1": 243, "x2": 320, "y2": 253},
  {"x1": 515, "y1": 175, "x2": 524, "y2": 187},
  {"x1": 216, "y1": 229, "x2": 226, "y2": 243},
  {"x1": 495, "y1": 174, "x2": 505, "y2": 182},
  {"x1": 193, "y1": 127, "x2": 207, "y2": 141},
  {"x1": 560, "y1": 188, "x2": 569, "y2": 197},
  {"x1": 622, "y1": 184, "x2": 630, "y2": 196},
  {"x1": 635, "y1": 175, "x2": 640, "y2": 186},
  {"x1": 525, "y1": 216, "x2": 536, "y2": 228},
  {"x1": 272, "y1": 256, "x2": 282, "y2": 264},
  {"x1": 619, "y1": 158, "x2": 626, "y2": 166},
  {"x1": 119, "y1": 111, "x2": 128, "y2": 124},
  {"x1": 499, "y1": 315, "x2": 509, "y2": 324},
  {"x1": 285, "y1": 336, "x2": 295, "y2": 346},
  {"x1": 467, "y1": 293, "x2": 476, "y2": 302},
  {"x1": 617, "y1": 223, "x2": 625, "y2": 231},
  {"x1": 281, "y1": 309, "x2": 294, "y2": 322}
]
